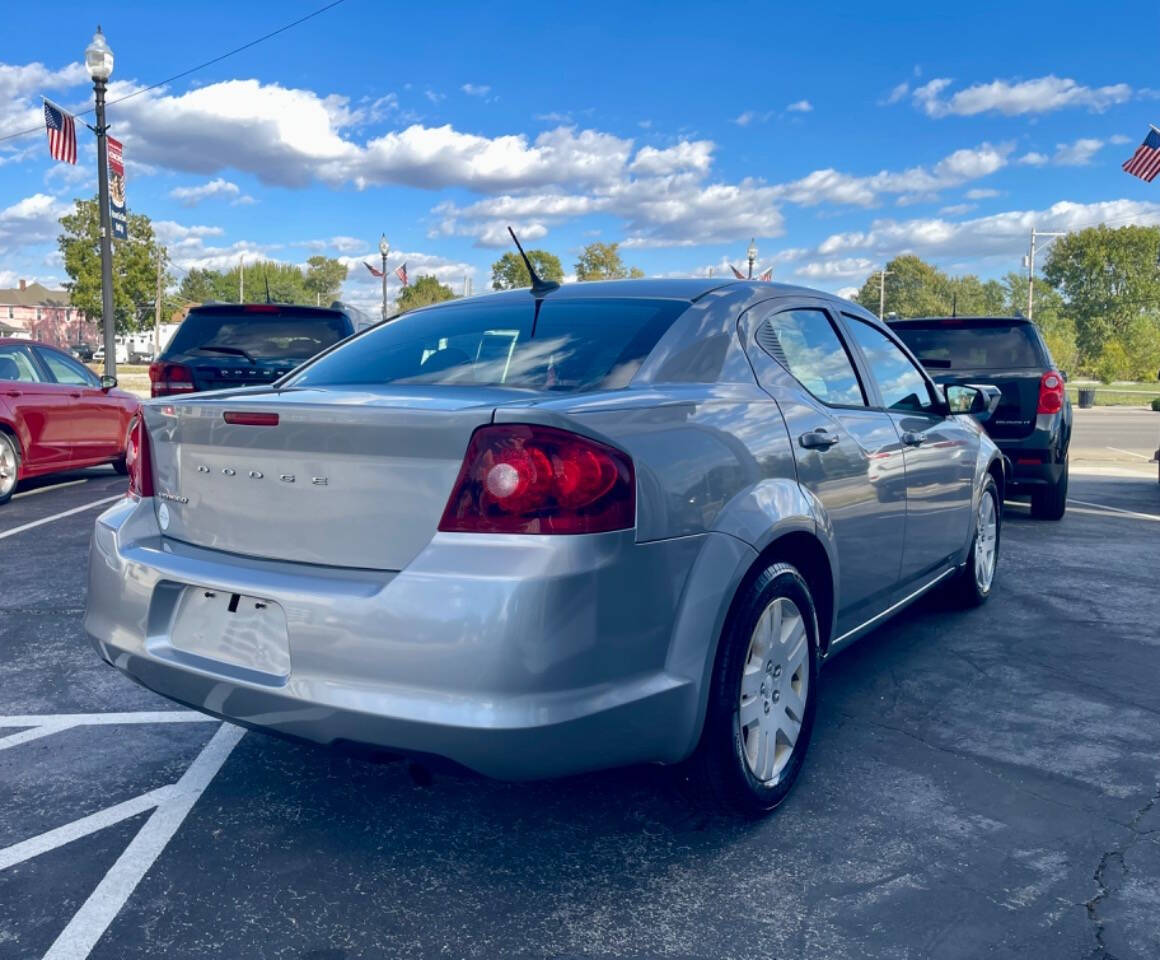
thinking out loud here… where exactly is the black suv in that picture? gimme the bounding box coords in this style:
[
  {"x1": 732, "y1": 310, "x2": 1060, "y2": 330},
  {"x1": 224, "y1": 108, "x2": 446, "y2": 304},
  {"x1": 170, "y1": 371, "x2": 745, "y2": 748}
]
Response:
[
  {"x1": 888, "y1": 316, "x2": 1072, "y2": 520},
  {"x1": 150, "y1": 303, "x2": 359, "y2": 398}
]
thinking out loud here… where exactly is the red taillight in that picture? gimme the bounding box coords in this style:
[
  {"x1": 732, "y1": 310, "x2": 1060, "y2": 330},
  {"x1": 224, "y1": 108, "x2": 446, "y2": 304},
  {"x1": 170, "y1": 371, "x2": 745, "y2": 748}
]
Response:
[
  {"x1": 125, "y1": 416, "x2": 154, "y2": 498},
  {"x1": 438, "y1": 424, "x2": 635, "y2": 535},
  {"x1": 1037, "y1": 370, "x2": 1064, "y2": 415},
  {"x1": 149, "y1": 361, "x2": 196, "y2": 398},
  {"x1": 243, "y1": 304, "x2": 279, "y2": 313},
  {"x1": 223, "y1": 411, "x2": 279, "y2": 426}
]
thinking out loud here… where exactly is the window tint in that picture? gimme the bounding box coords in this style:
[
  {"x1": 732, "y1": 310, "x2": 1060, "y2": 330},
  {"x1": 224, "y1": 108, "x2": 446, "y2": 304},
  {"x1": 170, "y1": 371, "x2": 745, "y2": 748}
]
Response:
[
  {"x1": 0, "y1": 345, "x2": 42, "y2": 383},
  {"x1": 290, "y1": 298, "x2": 686, "y2": 393},
  {"x1": 846, "y1": 316, "x2": 935, "y2": 412},
  {"x1": 889, "y1": 321, "x2": 1043, "y2": 369},
  {"x1": 39, "y1": 349, "x2": 97, "y2": 387},
  {"x1": 167, "y1": 309, "x2": 350, "y2": 361},
  {"x1": 757, "y1": 309, "x2": 865, "y2": 406}
]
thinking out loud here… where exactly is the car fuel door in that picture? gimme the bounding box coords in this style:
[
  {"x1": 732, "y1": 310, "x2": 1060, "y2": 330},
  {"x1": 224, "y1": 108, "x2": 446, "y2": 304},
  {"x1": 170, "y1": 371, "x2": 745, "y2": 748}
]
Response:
[{"x1": 741, "y1": 301, "x2": 907, "y2": 636}]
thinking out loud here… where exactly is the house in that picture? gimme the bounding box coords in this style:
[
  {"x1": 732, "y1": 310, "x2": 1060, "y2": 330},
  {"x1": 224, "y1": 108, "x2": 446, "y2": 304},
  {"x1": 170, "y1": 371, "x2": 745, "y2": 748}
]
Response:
[{"x1": 0, "y1": 279, "x2": 96, "y2": 348}]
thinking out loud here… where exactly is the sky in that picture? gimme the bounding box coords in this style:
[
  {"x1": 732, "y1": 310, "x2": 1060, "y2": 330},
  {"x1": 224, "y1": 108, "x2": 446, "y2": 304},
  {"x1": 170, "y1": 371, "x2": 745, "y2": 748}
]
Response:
[{"x1": 2, "y1": 0, "x2": 1160, "y2": 314}]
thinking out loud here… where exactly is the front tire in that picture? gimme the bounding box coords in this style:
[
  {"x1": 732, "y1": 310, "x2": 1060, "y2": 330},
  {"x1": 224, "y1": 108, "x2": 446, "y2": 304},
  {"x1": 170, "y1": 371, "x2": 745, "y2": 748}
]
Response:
[
  {"x1": 686, "y1": 562, "x2": 820, "y2": 817},
  {"x1": 0, "y1": 432, "x2": 20, "y2": 505},
  {"x1": 1030, "y1": 458, "x2": 1068, "y2": 520},
  {"x1": 950, "y1": 474, "x2": 1001, "y2": 607}
]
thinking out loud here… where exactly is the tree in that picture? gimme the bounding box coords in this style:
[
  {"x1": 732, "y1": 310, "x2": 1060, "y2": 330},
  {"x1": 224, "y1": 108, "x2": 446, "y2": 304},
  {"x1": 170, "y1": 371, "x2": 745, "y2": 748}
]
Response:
[
  {"x1": 490, "y1": 250, "x2": 565, "y2": 290},
  {"x1": 397, "y1": 275, "x2": 456, "y2": 313},
  {"x1": 1043, "y1": 225, "x2": 1160, "y2": 364},
  {"x1": 304, "y1": 256, "x2": 348, "y2": 304},
  {"x1": 176, "y1": 260, "x2": 314, "y2": 306},
  {"x1": 574, "y1": 242, "x2": 641, "y2": 281},
  {"x1": 853, "y1": 255, "x2": 954, "y2": 317},
  {"x1": 58, "y1": 197, "x2": 167, "y2": 332}
]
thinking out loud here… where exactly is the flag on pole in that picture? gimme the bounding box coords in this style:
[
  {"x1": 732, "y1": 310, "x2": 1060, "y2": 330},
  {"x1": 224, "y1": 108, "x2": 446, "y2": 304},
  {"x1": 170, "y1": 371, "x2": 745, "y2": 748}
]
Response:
[
  {"x1": 759, "y1": 268, "x2": 773, "y2": 282},
  {"x1": 1122, "y1": 127, "x2": 1160, "y2": 182},
  {"x1": 394, "y1": 262, "x2": 408, "y2": 286},
  {"x1": 364, "y1": 261, "x2": 384, "y2": 278},
  {"x1": 729, "y1": 264, "x2": 746, "y2": 279},
  {"x1": 42, "y1": 100, "x2": 77, "y2": 164}
]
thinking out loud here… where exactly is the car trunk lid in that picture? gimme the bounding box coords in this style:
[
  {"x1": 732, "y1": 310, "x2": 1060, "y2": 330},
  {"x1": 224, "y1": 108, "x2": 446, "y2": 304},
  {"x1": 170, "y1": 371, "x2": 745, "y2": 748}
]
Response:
[{"x1": 143, "y1": 386, "x2": 509, "y2": 570}]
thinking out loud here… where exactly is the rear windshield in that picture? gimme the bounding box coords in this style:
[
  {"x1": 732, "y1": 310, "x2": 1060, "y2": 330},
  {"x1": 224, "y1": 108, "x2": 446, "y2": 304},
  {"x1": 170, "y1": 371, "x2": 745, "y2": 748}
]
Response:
[
  {"x1": 288, "y1": 297, "x2": 688, "y2": 392},
  {"x1": 891, "y1": 321, "x2": 1043, "y2": 370},
  {"x1": 167, "y1": 310, "x2": 350, "y2": 361}
]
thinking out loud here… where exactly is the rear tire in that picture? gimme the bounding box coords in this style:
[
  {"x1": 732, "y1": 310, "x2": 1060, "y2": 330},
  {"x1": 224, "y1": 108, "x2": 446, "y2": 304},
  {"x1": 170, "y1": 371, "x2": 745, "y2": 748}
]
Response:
[
  {"x1": 1030, "y1": 459, "x2": 1068, "y2": 520},
  {"x1": 684, "y1": 562, "x2": 820, "y2": 817},
  {"x1": 0, "y1": 431, "x2": 20, "y2": 506},
  {"x1": 950, "y1": 474, "x2": 1000, "y2": 607}
]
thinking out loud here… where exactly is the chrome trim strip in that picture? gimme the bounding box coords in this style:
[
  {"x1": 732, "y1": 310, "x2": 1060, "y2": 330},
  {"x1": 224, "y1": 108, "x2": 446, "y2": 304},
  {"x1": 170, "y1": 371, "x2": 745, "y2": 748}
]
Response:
[{"x1": 830, "y1": 567, "x2": 956, "y2": 648}]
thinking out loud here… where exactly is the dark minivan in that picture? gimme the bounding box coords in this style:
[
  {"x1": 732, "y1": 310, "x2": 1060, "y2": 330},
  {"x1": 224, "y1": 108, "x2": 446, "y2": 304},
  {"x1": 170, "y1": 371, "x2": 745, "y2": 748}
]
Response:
[
  {"x1": 150, "y1": 303, "x2": 358, "y2": 398},
  {"x1": 888, "y1": 316, "x2": 1071, "y2": 520}
]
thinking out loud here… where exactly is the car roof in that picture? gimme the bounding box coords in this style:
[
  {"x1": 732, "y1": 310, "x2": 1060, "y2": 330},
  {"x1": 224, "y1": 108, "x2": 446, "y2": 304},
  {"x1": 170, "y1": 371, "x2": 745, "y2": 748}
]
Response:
[
  {"x1": 187, "y1": 302, "x2": 349, "y2": 315},
  {"x1": 0, "y1": 337, "x2": 66, "y2": 350},
  {"x1": 887, "y1": 315, "x2": 1031, "y2": 325}
]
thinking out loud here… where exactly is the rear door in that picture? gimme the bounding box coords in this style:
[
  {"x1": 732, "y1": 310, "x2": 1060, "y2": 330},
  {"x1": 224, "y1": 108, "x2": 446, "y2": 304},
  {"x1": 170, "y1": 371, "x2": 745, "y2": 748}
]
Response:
[
  {"x1": 742, "y1": 301, "x2": 908, "y2": 634},
  {"x1": 0, "y1": 343, "x2": 72, "y2": 468},
  {"x1": 35, "y1": 346, "x2": 123, "y2": 462},
  {"x1": 841, "y1": 314, "x2": 975, "y2": 584}
]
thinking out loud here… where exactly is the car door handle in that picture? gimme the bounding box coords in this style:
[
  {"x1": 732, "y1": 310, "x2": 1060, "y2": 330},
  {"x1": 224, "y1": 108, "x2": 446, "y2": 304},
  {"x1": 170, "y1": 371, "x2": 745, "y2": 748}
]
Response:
[
  {"x1": 901, "y1": 431, "x2": 927, "y2": 447},
  {"x1": 69, "y1": 392, "x2": 82, "y2": 399},
  {"x1": 3, "y1": 389, "x2": 21, "y2": 397},
  {"x1": 798, "y1": 428, "x2": 841, "y2": 450}
]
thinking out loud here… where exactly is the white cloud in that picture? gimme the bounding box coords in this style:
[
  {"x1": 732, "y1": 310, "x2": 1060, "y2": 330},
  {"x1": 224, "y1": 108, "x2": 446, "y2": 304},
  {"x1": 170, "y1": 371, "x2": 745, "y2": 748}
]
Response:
[
  {"x1": 795, "y1": 258, "x2": 876, "y2": 279},
  {"x1": 912, "y1": 75, "x2": 1132, "y2": 117},
  {"x1": 939, "y1": 203, "x2": 976, "y2": 216},
  {"x1": 1051, "y1": 138, "x2": 1105, "y2": 165},
  {"x1": 732, "y1": 110, "x2": 771, "y2": 126},
  {"x1": 965, "y1": 188, "x2": 1000, "y2": 200},
  {"x1": 786, "y1": 100, "x2": 813, "y2": 113},
  {"x1": 880, "y1": 82, "x2": 910, "y2": 106},
  {"x1": 461, "y1": 83, "x2": 491, "y2": 97},
  {"x1": 835, "y1": 286, "x2": 860, "y2": 300},
  {"x1": 1017, "y1": 152, "x2": 1049, "y2": 167},
  {"x1": 0, "y1": 193, "x2": 71, "y2": 255},
  {"x1": 424, "y1": 89, "x2": 445, "y2": 104},
  {"x1": 0, "y1": 61, "x2": 87, "y2": 137},
  {"x1": 169, "y1": 177, "x2": 243, "y2": 206},
  {"x1": 628, "y1": 140, "x2": 714, "y2": 175},
  {"x1": 1109, "y1": 134, "x2": 1132, "y2": 145}
]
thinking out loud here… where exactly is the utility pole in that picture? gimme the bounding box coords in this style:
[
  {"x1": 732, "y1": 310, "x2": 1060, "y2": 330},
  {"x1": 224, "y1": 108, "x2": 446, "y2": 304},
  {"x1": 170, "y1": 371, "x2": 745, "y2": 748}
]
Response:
[
  {"x1": 1025, "y1": 229, "x2": 1065, "y2": 321},
  {"x1": 239, "y1": 254, "x2": 244, "y2": 302},
  {"x1": 878, "y1": 265, "x2": 892, "y2": 319},
  {"x1": 153, "y1": 246, "x2": 165, "y2": 358}
]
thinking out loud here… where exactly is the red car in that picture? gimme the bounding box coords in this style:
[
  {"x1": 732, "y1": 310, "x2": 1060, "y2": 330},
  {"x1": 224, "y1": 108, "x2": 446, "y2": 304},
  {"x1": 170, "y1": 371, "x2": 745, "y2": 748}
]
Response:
[{"x1": 0, "y1": 338, "x2": 139, "y2": 505}]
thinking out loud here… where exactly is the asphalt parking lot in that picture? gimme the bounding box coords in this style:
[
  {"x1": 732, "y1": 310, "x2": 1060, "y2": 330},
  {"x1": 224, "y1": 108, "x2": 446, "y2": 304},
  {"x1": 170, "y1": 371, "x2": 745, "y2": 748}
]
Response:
[{"x1": 1, "y1": 408, "x2": 1158, "y2": 960}]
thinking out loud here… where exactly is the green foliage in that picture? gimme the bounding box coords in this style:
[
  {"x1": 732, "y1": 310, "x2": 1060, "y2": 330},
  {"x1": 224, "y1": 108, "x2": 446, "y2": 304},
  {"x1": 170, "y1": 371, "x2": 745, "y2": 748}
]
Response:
[
  {"x1": 574, "y1": 242, "x2": 641, "y2": 281},
  {"x1": 1151, "y1": 397, "x2": 1160, "y2": 412},
  {"x1": 490, "y1": 250, "x2": 565, "y2": 290},
  {"x1": 397, "y1": 275, "x2": 456, "y2": 313},
  {"x1": 1094, "y1": 340, "x2": 1134, "y2": 384},
  {"x1": 853, "y1": 255, "x2": 953, "y2": 317},
  {"x1": 1042, "y1": 225, "x2": 1160, "y2": 364},
  {"x1": 58, "y1": 196, "x2": 168, "y2": 333},
  {"x1": 304, "y1": 256, "x2": 349, "y2": 304}
]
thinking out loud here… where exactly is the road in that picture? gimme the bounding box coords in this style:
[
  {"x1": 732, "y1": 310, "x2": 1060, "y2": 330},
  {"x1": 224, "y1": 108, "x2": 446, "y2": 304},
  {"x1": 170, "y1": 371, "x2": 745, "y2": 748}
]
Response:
[{"x1": 1, "y1": 408, "x2": 1158, "y2": 960}]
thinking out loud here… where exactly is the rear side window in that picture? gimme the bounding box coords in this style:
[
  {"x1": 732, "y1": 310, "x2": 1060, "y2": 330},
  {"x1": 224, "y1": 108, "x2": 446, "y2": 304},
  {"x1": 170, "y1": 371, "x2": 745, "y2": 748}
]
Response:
[
  {"x1": 890, "y1": 321, "x2": 1043, "y2": 369},
  {"x1": 167, "y1": 310, "x2": 350, "y2": 362},
  {"x1": 756, "y1": 309, "x2": 865, "y2": 406},
  {"x1": 846, "y1": 317, "x2": 936, "y2": 412},
  {"x1": 290, "y1": 297, "x2": 687, "y2": 392}
]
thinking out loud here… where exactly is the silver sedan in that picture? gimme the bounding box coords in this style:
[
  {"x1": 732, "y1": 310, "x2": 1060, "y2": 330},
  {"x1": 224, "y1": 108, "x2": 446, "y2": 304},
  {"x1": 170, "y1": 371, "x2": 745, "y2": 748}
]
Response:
[{"x1": 85, "y1": 278, "x2": 1003, "y2": 815}]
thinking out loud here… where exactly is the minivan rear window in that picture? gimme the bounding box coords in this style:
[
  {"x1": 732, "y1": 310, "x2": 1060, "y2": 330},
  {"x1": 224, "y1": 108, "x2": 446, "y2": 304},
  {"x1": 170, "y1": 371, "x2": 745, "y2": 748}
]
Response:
[
  {"x1": 289, "y1": 297, "x2": 688, "y2": 392},
  {"x1": 890, "y1": 321, "x2": 1043, "y2": 370},
  {"x1": 167, "y1": 309, "x2": 350, "y2": 361}
]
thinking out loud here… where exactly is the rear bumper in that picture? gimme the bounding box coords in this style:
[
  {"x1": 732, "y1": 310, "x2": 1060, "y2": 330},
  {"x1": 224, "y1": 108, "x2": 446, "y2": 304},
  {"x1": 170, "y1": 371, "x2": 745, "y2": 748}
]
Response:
[
  {"x1": 84, "y1": 498, "x2": 702, "y2": 780},
  {"x1": 994, "y1": 413, "x2": 1068, "y2": 491}
]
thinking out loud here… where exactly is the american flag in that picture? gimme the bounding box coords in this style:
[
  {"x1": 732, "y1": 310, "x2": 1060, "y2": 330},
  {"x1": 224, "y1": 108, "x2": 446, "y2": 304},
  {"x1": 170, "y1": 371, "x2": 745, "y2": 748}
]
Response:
[
  {"x1": 1122, "y1": 128, "x2": 1160, "y2": 183},
  {"x1": 363, "y1": 261, "x2": 384, "y2": 278},
  {"x1": 43, "y1": 101, "x2": 77, "y2": 165},
  {"x1": 729, "y1": 264, "x2": 746, "y2": 279},
  {"x1": 394, "y1": 262, "x2": 408, "y2": 286},
  {"x1": 759, "y1": 268, "x2": 773, "y2": 282}
]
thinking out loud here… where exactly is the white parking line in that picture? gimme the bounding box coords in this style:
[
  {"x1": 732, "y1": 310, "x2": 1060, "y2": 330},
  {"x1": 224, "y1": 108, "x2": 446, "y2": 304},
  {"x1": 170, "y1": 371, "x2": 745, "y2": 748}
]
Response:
[
  {"x1": 0, "y1": 711, "x2": 217, "y2": 727},
  {"x1": 1106, "y1": 446, "x2": 1152, "y2": 461},
  {"x1": 41, "y1": 723, "x2": 246, "y2": 960},
  {"x1": 12, "y1": 479, "x2": 89, "y2": 499},
  {"x1": 0, "y1": 495, "x2": 121, "y2": 541},
  {"x1": 1068, "y1": 498, "x2": 1160, "y2": 522}
]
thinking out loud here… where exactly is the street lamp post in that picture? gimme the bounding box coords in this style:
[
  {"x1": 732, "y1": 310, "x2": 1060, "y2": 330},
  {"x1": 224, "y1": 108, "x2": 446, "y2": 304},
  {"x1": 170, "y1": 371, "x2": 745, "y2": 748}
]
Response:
[
  {"x1": 747, "y1": 238, "x2": 757, "y2": 280},
  {"x1": 85, "y1": 27, "x2": 116, "y2": 379},
  {"x1": 378, "y1": 233, "x2": 390, "y2": 320}
]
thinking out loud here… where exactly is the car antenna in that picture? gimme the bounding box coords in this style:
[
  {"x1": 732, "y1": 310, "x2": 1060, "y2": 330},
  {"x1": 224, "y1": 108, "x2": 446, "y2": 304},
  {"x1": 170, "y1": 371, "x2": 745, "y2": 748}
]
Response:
[{"x1": 508, "y1": 226, "x2": 559, "y2": 296}]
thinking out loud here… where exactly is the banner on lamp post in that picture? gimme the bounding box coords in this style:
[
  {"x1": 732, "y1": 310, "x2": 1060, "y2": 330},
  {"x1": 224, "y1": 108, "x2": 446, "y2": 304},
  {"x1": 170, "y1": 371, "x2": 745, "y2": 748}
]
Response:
[{"x1": 107, "y1": 135, "x2": 127, "y2": 239}]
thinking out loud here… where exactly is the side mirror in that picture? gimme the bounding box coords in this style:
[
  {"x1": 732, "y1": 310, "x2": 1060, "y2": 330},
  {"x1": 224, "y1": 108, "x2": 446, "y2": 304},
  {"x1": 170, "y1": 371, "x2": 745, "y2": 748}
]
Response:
[
  {"x1": 99, "y1": 375, "x2": 117, "y2": 391},
  {"x1": 944, "y1": 383, "x2": 1001, "y2": 420}
]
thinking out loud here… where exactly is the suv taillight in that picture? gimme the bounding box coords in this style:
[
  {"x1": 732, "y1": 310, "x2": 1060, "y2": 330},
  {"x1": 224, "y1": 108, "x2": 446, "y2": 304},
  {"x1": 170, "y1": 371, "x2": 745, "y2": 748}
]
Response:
[
  {"x1": 125, "y1": 416, "x2": 154, "y2": 498},
  {"x1": 439, "y1": 424, "x2": 635, "y2": 535},
  {"x1": 1037, "y1": 370, "x2": 1065, "y2": 415},
  {"x1": 149, "y1": 361, "x2": 196, "y2": 397}
]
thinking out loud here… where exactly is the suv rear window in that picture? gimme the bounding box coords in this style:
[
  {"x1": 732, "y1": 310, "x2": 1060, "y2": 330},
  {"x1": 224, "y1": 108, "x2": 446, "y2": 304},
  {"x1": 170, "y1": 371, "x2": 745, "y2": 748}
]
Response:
[
  {"x1": 289, "y1": 297, "x2": 687, "y2": 392},
  {"x1": 167, "y1": 309, "x2": 350, "y2": 362},
  {"x1": 890, "y1": 321, "x2": 1043, "y2": 370}
]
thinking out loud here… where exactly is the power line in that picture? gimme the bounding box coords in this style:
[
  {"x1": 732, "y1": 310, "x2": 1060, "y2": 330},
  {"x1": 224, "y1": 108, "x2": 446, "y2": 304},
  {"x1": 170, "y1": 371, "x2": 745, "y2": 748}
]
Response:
[{"x1": 0, "y1": 0, "x2": 347, "y2": 146}]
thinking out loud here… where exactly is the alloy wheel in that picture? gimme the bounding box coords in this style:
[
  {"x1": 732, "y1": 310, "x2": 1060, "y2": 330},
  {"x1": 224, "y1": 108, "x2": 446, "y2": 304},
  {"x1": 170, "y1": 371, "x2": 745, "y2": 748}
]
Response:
[
  {"x1": 0, "y1": 437, "x2": 16, "y2": 498},
  {"x1": 974, "y1": 489, "x2": 998, "y2": 592},
  {"x1": 738, "y1": 596, "x2": 809, "y2": 784}
]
